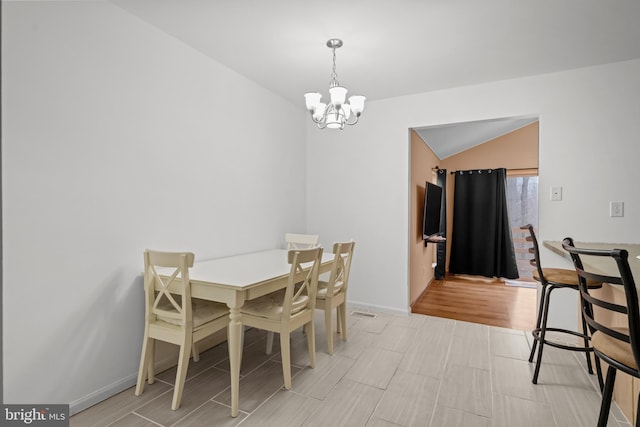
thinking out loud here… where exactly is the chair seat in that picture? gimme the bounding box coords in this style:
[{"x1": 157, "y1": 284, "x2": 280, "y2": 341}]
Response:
[
  {"x1": 241, "y1": 289, "x2": 309, "y2": 320},
  {"x1": 157, "y1": 298, "x2": 228, "y2": 328},
  {"x1": 316, "y1": 280, "x2": 344, "y2": 299},
  {"x1": 534, "y1": 267, "x2": 601, "y2": 288},
  {"x1": 592, "y1": 328, "x2": 637, "y2": 370}
]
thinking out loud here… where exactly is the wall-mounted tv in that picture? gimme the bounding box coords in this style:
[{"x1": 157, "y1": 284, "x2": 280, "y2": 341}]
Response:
[{"x1": 423, "y1": 181, "x2": 443, "y2": 239}]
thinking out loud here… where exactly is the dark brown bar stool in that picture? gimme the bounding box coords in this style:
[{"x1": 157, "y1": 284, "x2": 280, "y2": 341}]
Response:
[
  {"x1": 521, "y1": 224, "x2": 603, "y2": 385},
  {"x1": 562, "y1": 238, "x2": 639, "y2": 427}
]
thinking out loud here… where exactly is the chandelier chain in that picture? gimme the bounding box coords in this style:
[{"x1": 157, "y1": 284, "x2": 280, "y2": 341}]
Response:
[{"x1": 329, "y1": 47, "x2": 339, "y2": 87}]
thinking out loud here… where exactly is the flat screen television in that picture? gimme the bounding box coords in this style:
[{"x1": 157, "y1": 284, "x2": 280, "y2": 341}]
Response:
[{"x1": 423, "y1": 181, "x2": 443, "y2": 239}]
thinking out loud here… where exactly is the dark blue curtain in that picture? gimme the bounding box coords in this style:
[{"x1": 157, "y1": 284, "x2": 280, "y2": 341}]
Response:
[{"x1": 449, "y1": 168, "x2": 519, "y2": 279}]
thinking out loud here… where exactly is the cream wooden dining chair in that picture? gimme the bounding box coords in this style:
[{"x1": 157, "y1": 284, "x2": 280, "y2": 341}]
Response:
[
  {"x1": 264, "y1": 233, "x2": 320, "y2": 353},
  {"x1": 315, "y1": 241, "x2": 355, "y2": 354},
  {"x1": 285, "y1": 233, "x2": 319, "y2": 250},
  {"x1": 240, "y1": 247, "x2": 323, "y2": 389},
  {"x1": 135, "y1": 250, "x2": 229, "y2": 410}
]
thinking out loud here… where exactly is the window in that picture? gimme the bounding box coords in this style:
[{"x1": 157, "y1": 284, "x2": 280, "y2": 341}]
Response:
[{"x1": 507, "y1": 175, "x2": 539, "y2": 280}]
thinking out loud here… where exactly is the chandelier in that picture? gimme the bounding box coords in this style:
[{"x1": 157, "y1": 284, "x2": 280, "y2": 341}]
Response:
[{"x1": 304, "y1": 39, "x2": 366, "y2": 130}]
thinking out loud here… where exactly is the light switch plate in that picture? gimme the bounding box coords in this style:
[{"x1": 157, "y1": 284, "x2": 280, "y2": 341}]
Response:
[
  {"x1": 550, "y1": 186, "x2": 562, "y2": 201},
  {"x1": 610, "y1": 201, "x2": 624, "y2": 217}
]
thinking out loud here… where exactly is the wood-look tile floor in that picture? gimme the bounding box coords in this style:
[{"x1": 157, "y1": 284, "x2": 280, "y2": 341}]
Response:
[
  {"x1": 70, "y1": 310, "x2": 630, "y2": 427},
  {"x1": 411, "y1": 274, "x2": 538, "y2": 331}
]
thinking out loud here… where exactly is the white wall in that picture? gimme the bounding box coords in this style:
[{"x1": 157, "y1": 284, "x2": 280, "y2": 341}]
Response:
[
  {"x1": 5, "y1": 0, "x2": 640, "y2": 413},
  {"x1": 307, "y1": 59, "x2": 640, "y2": 324},
  {"x1": 2, "y1": 1, "x2": 306, "y2": 410}
]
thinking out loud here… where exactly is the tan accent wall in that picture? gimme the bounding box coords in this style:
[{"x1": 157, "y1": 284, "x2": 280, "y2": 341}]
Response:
[
  {"x1": 440, "y1": 121, "x2": 539, "y2": 271},
  {"x1": 409, "y1": 130, "x2": 441, "y2": 304},
  {"x1": 410, "y1": 121, "x2": 538, "y2": 303}
]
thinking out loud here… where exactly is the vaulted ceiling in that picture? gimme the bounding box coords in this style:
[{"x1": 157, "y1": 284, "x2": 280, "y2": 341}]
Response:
[
  {"x1": 111, "y1": 0, "x2": 640, "y2": 104},
  {"x1": 109, "y1": 1, "x2": 640, "y2": 152},
  {"x1": 414, "y1": 116, "x2": 539, "y2": 159}
]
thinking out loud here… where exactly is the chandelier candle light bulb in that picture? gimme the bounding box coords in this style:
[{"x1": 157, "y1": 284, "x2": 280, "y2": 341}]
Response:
[{"x1": 304, "y1": 39, "x2": 366, "y2": 130}]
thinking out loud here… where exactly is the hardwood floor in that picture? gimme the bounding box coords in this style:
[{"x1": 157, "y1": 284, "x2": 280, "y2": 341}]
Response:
[{"x1": 412, "y1": 274, "x2": 537, "y2": 331}]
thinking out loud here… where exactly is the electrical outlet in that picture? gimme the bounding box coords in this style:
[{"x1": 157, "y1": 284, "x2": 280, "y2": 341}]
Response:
[
  {"x1": 550, "y1": 186, "x2": 562, "y2": 201},
  {"x1": 610, "y1": 201, "x2": 624, "y2": 217}
]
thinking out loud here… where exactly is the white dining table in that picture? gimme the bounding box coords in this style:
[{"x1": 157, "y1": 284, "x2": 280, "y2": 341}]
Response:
[{"x1": 162, "y1": 248, "x2": 335, "y2": 417}]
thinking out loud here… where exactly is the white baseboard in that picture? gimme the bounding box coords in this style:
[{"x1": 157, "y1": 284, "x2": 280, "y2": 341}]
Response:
[
  {"x1": 347, "y1": 300, "x2": 410, "y2": 317},
  {"x1": 69, "y1": 331, "x2": 227, "y2": 416},
  {"x1": 69, "y1": 373, "x2": 137, "y2": 416}
]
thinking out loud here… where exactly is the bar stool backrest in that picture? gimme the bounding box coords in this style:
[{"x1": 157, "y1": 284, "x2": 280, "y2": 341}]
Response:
[
  {"x1": 562, "y1": 237, "x2": 640, "y2": 374},
  {"x1": 521, "y1": 223, "x2": 546, "y2": 283}
]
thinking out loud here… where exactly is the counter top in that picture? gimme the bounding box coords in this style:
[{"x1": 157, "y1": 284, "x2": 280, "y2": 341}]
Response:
[{"x1": 543, "y1": 240, "x2": 640, "y2": 282}]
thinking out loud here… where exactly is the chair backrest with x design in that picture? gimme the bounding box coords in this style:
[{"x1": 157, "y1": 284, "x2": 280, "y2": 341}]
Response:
[
  {"x1": 285, "y1": 233, "x2": 320, "y2": 251},
  {"x1": 281, "y1": 247, "x2": 323, "y2": 318},
  {"x1": 144, "y1": 251, "x2": 195, "y2": 328},
  {"x1": 324, "y1": 241, "x2": 355, "y2": 297}
]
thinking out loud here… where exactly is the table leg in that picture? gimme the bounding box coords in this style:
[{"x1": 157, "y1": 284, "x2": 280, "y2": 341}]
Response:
[{"x1": 228, "y1": 305, "x2": 243, "y2": 417}]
